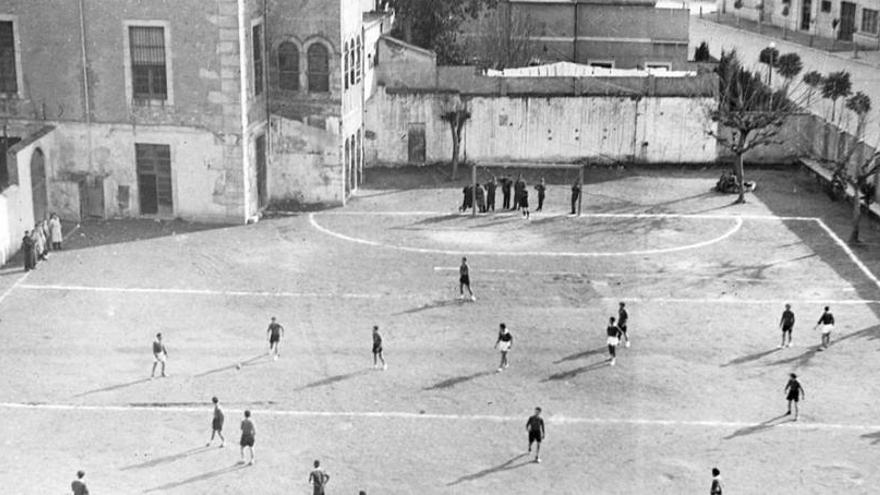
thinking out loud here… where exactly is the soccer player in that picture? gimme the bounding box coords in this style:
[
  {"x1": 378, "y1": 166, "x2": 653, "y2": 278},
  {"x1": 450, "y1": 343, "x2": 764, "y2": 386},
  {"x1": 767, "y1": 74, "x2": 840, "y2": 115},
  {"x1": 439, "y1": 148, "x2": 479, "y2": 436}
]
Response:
[
  {"x1": 501, "y1": 175, "x2": 513, "y2": 209},
  {"x1": 495, "y1": 323, "x2": 513, "y2": 372},
  {"x1": 710, "y1": 467, "x2": 723, "y2": 495},
  {"x1": 815, "y1": 306, "x2": 834, "y2": 349},
  {"x1": 372, "y1": 325, "x2": 386, "y2": 370},
  {"x1": 309, "y1": 460, "x2": 331, "y2": 495},
  {"x1": 486, "y1": 177, "x2": 497, "y2": 211},
  {"x1": 239, "y1": 410, "x2": 256, "y2": 465},
  {"x1": 459, "y1": 257, "x2": 475, "y2": 301},
  {"x1": 513, "y1": 174, "x2": 525, "y2": 210},
  {"x1": 71, "y1": 470, "x2": 89, "y2": 495},
  {"x1": 520, "y1": 184, "x2": 530, "y2": 219},
  {"x1": 784, "y1": 373, "x2": 805, "y2": 420},
  {"x1": 151, "y1": 333, "x2": 167, "y2": 379},
  {"x1": 206, "y1": 396, "x2": 225, "y2": 447},
  {"x1": 535, "y1": 178, "x2": 546, "y2": 211},
  {"x1": 570, "y1": 179, "x2": 581, "y2": 215},
  {"x1": 779, "y1": 304, "x2": 795, "y2": 348},
  {"x1": 618, "y1": 302, "x2": 630, "y2": 348},
  {"x1": 267, "y1": 317, "x2": 284, "y2": 360},
  {"x1": 526, "y1": 407, "x2": 545, "y2": 463},
  {"x1": 606, "y1": 317, "x2": 621, "y2": 366}
]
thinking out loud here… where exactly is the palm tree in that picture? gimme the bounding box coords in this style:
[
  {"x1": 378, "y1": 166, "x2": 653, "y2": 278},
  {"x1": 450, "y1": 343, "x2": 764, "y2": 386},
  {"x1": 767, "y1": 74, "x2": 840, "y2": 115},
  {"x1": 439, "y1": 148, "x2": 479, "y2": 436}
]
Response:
[
  {"x1": 802, "y1": 71, "x2": 823, "y2": 107},
  {"x1": 839, "y1": 92, "x2": 877, "y2": 243},
  {"x1": 775, "y1": 53, "x2": 803, "y2": 90},
  {"x1": 821, "y1": 71, "x2": 852, "y2": 123}
]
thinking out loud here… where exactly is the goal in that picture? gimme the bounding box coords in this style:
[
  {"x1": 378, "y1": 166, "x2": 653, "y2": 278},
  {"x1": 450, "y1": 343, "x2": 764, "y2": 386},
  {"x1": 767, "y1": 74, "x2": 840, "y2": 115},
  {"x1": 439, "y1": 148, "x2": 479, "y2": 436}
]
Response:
[{"x1": 466, "y1": 162, "x2": 586, "y2": 217}]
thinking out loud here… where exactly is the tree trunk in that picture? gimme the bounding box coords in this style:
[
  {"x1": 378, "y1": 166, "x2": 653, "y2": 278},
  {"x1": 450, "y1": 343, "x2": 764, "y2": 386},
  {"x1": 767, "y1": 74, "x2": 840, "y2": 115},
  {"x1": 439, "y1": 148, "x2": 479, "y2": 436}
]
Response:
[
  {"x1": 734, "y1": 152, "x2": 746, "y2": 204},
  {"x1": 831, "y1": 100, "x2": 837, "y2": 122},
  {"x1": 849, "y1": 178, "x2": 863, "y2": 243},
  {"x1": 450, "y1": 125, "x2": 460, "y2": 181}
]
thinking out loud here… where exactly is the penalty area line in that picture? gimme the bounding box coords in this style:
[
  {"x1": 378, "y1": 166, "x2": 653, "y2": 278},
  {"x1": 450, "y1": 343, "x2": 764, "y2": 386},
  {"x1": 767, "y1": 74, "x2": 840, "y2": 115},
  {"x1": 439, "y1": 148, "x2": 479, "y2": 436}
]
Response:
[{"x1": 0, "y1": 402, "x2": 876, "y2": 432}]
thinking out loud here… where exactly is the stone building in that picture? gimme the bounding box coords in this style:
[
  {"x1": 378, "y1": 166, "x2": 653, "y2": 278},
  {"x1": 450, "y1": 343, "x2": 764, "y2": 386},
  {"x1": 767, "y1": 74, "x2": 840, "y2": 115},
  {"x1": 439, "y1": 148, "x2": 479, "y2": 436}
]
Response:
[{"x1": 1, "y1": 0, "x2": 390, "y2": 225}]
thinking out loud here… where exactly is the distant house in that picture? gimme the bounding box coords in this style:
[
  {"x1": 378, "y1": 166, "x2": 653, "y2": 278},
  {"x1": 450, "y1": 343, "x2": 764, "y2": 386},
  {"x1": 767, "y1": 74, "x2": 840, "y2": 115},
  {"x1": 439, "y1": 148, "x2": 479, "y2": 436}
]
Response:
[
  {"x1": 722, "y1": 0, "x2": 879, "y2": 45},
  {"x1": 463, "y1": 0, "x2": 691, "y2": 70}
]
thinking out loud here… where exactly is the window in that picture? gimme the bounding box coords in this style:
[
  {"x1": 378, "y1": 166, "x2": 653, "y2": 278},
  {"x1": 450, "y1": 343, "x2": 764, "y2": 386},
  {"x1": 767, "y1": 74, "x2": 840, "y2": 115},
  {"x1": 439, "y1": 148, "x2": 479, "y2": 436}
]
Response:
[
  {"x1": 252, "y1": 24, "x2": 264, "y2": 96},
  {"x1": 343, "y1": 41, "x2": 350, "y2": 90},
  {"x1": 135, "y1": 143, "x2": 173, "y2": 215},
  {"x1": 349, "y1": 41, "x2": 356, "y2": 87},
  {"x1": 278, "y1": 42, "x2": 299, "y2": 91},
  {"x1": 821, "y1": 0, "x2": 831, "y2": 12},
  {"x1": 130, "y1": 26, "x2": 167, "y2": 101},
  {"x1": 862, "y1": 8, "x2": 879, "y2": 34},
  {"x1": 356, "y1": 36, "x2": 362, "y2": 84},
  {"x1": 307, "y1": 43, "x2": 329, "y2": 92},
  {"x1": 0, "y1": 21, "x2": 16, "y2": 93}
]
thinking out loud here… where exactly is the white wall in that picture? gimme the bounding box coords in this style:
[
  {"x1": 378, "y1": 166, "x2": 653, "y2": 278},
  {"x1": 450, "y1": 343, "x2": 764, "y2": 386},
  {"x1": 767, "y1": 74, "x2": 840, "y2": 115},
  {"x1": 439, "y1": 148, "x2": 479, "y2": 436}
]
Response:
[
  {"x1": 365, "y1": 90, "x2": 718, "y2": 165},
  {"x1": 0, "y1": 141, "x2": 37, "y2": 266}
]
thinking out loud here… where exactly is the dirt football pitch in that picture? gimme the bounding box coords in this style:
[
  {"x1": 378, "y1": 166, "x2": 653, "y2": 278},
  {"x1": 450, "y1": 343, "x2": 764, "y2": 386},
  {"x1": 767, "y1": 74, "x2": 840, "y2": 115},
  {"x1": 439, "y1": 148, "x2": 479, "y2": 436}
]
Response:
[{"x1": 1, "y1": 167, "x2": 880, "y2": 494}]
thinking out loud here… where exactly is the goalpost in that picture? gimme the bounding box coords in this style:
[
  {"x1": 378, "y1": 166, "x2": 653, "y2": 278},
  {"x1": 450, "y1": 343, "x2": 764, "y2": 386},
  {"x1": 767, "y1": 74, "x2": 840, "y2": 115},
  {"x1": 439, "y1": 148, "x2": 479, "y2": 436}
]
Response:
[{"x1": 469, "y1": 162, "x2": 585, "y2": 217}]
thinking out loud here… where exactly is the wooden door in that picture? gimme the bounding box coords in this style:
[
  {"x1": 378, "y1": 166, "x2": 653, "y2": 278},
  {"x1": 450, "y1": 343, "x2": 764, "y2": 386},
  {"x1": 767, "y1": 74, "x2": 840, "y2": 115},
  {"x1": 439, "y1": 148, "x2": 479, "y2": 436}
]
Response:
[
  {"x1": 30, "y1": 148, "x2": 48, "y2": 222},
  {"x1": 839, "y1": 2, "x2": 856, "y2": 41},
  {"x1": 407, "y1": 123, "x2": 426, "y2": 164}
]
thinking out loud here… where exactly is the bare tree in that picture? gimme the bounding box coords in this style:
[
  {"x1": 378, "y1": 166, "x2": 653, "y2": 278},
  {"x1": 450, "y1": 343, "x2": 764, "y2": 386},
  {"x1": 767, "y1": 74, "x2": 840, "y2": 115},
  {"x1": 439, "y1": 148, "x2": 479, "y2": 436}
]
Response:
[
  {"x1": 440, "y1": 96, "x2": 471, "y2": 180},
  {"x1": 820, "y1": 92, "x2": 879, "y2": 243},
  {"x1": 706, "y1": 51, "x2": 801, "y2": 204},
  {"x1": 465, "y1": 6, "x2": 536, "y2": 69}
]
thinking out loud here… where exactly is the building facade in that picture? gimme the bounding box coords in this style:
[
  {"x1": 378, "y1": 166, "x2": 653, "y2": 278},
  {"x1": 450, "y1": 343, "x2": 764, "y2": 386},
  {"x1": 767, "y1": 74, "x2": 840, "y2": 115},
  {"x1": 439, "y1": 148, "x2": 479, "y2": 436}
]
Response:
[
  {"x1": 1, "y1": 0, "x2": 390, "y2": 224},
  {"x1": 465, "y1": 0, "x2": 691, "y2": 70},
  {"x1": 721, "y1": 0, "x2": 880, "y2": 45}
]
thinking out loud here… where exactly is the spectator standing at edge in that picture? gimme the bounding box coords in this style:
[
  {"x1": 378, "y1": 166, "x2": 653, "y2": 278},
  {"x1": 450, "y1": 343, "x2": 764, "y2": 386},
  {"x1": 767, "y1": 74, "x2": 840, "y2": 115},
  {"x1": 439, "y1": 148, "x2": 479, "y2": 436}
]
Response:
[{"x1": 570, "y1": 179, "x2": 581, "y2": 215}]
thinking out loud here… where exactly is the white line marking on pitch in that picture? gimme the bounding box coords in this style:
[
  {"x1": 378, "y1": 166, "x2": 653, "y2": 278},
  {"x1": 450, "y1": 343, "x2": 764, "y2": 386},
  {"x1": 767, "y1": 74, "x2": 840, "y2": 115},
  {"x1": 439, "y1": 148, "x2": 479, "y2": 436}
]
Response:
[
  {"x1": 17, "y1": 284, "x2": 385, "y2": 299},
  {"x1": 0, "y1": 270, "x2": 30, "y2": 306},
  {"x1": 319, "y1": 211, "x2": 818, "y2": 221},
  {"x1": 0, "y1": 402, "x2": 876, "y2": 432},
  {"x1": 15, "y1": 284, "x2": 880, "y2": 305},
  {"x1": 309, "y1": 213, "x2": 744, "y2": 257},
  {"x1": 815, "y1": 218, "x2": 880, "y2": 290}
]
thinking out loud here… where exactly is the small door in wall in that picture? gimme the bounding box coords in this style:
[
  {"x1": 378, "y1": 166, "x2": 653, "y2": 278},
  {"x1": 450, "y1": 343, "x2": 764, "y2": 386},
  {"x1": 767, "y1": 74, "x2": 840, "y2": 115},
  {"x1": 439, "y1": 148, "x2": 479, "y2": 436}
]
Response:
[{"x1": 407, "y1": 123, "x2": 426, "y2": 164}]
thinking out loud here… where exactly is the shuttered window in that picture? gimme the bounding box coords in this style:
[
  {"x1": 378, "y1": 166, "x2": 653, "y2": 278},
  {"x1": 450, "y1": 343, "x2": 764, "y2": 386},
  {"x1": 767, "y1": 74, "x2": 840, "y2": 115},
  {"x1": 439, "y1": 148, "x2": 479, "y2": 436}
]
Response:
[
  {"x1": 307, "y1": 44, "x2": 329, "y2": 92},
  {"x1": 278, "y1": 42, "x2": 299, "y2": 90},
  {"x1": 129, "y1": 26, "x2": 167, "y2": 100},
  {"x1": 252, "y1": 24, "x2": 264, "y2": 96},
  {"x1": 0, "y1": 21, "x2": 16, "y2": 93}
]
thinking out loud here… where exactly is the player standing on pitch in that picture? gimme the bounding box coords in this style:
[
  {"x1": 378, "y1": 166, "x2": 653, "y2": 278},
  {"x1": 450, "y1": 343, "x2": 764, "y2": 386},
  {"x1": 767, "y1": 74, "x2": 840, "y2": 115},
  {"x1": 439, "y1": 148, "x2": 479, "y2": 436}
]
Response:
[
  {"x1": 459, "y1": 257, "x2": 475, "y2": 301},
  {"x1": 495, "y1": 323, "x2": 513, "y2": 372},
  {"x1": 372, "y1": 325, "x2": 386, "y2": 370},
  {"x1": 779, "y1": 304, "x2": 795, "y2": 348},
  {"x1": 150, "y1": 333, "x2": 168, "y2": 379},
  {"x1": 606, "y1": 317, "x2": 621, "y2": 366},
  {"x1": 207, "y1": 396, "x2": 225, "y2": 447},
  {"x1": 267, "y1": 317, "x2": 284, "y2": 360},
  {"x1": 815, "y1": 306, "x2": 834, "y2": 349},
  {"x1": 618, "y1": 302, "x2": 630, "y2": 348},
  {"x1": 526, "y1": 407, "x2": 545, "y2": 463}
]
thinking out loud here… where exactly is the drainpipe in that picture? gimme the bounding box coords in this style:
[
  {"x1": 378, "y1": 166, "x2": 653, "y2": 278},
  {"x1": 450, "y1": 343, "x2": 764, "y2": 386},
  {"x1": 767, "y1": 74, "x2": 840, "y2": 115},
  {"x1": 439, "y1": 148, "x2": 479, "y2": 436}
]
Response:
[
  {"x1": 78, "y1": 0, "x2": 93, "y2": 171},
  {"x1": 237, "y1": 0, "x2": 251, "y2": 223},
  {"x1": 573, "y1": 2, "x2": 579, "y2": 63}
]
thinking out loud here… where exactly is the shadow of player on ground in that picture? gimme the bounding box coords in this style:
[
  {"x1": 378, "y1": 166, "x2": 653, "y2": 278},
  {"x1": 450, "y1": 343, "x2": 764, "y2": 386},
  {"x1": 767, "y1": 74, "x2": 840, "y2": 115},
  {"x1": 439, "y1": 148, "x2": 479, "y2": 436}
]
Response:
[
  {"x1": 394, "y1": 298, "x2": 465, "y2": 315},
  {"x1": 72, "y1": 377, "x2": 153, "y2": 398},
  {"x1": 120, "y1": 445, "x2": 211, "y2": 471},
  {"x1": 543, "y1": 360, "x2": 609, "y2": 382},
  {"x1": 424, "y1": 371, "x2": 493, "y2": 391},
  {"x1": 764, "y1": 325, "x2": 880, "y2": 369},
  {"x1": 554, "y1": 347, "x2": 606, "y2": 364},
  {"x1": 194, "y1": 353, "x2": 269, "y2": 378},
  {"x1": 143, "y1": 463, "x2": 247, "y2": 492},
  {"x1": 296, "y1": 369, "x2": 371, "y2": 391},
  {"x1": 724, "y1": 413, "x2": 792, "y2": 440},
  {"x1": 721, "y1": 347, "x2": 780, "y2": 367},
  {"x1": 447, "y1": 453, "x2": 532, "y2": 486}
]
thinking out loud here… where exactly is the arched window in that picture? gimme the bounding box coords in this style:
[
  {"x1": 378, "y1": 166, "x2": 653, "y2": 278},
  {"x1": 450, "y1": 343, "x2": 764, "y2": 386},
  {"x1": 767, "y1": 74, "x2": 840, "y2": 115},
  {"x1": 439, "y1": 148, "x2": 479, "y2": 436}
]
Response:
[
  {"x1": 355, "y1": 35, "x2": 362, "y2": 84},
  {"x1": 343, "y1": 41, "x2": 350, "y2": 90},
  {"x1": 277, "y1": 42, "x2": 299, "y2": 91},
  {"x1": 307, "y1": 43, "x2": 330, "y2": 92},
  {"x1": 348, "y1": 42, "x2": 355, "y2": 87}
]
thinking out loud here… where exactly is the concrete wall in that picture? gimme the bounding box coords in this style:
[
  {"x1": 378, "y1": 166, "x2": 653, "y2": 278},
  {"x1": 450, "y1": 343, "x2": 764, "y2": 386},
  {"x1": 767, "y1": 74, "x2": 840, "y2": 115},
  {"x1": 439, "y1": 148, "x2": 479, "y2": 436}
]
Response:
[
  {"x1": 0, "y1": 141, "x2": 37, "y2": 265},
  {"x1": 268, "y1": 115, "x2": 344, "y2": 205},
  {"x1": 365, "y1": 89, "x2": 717, "y2": 165}
]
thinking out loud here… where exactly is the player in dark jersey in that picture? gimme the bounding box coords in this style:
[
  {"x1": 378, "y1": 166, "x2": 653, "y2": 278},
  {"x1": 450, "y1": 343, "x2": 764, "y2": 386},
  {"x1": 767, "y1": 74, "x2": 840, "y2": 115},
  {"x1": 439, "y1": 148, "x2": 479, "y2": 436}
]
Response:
[
  {"x1": 309, "y1": 460, "x2": 331, "y2": 495},
  {"x1": 606, "y1": 317, "x2": 621, "y2": 366},
  {"x1": 151, "y1": 333, "x2": 167, "y2": 379},
  {"x1": 239, "y1": 410, "x2": 256, "y2": 465},
  {"x1": 372, "y1": 325, "x2": 386, "y2": 370},
  {"x1": 495, "y1": 323, "x2": 513, "y2": 372},
  {"x1": 207, "y1": 396, "x2": 225, "y2": 447},
  {"x1": 526, "y1": 407, "x2": 545, "y2": 463},
  {"x1": 784, "y1": 373, "x2": 805, "y2": 420},
  {"x1": 71, "y1": 470, "x2": 89, "y2": 495},
  {"x1": 535, "y1": 178, "x2": 546, "y2": 212},
  {"x1": 710, "y1": 467, "x2": 723, "y2": 495},
  {"x1": 459, "y1": 257, "x2": 475, "y2": 301},
  {"x1": 815, "y1": 306, "x2": 834, "y2": 349},
  {"x1": 618, "y1": 302, "x2": 630, "y2": 348},
  {"x1": 778, "y1": 304, "x2": 795, "y2": 348},
  {"x1": 486, "y1": 177, "x2": 497, "y2": 212},
  {"x1": 267, "y1": 317, "x2": 284, "y2": 360},
  {"x1": 520, "y1": 185, "x2": 530, "y2": 219},
  {"x1": 570, "y1": 179, "x2": 581, "y2": 215},
  {"x1": 501, "y1": 175, "x2": 513, "y2": 209}
]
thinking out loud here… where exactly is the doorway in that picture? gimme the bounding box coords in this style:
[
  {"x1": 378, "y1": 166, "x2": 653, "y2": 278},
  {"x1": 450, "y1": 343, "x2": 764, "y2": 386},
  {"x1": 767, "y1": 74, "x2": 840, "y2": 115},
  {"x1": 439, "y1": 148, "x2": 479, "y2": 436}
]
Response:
[
  {"x1": 135, "y1": 143, "x2": 173, "y2": 216},
  {"x1": 255, "y1": 134, "x2": 267, "y2": 208},
  {"x1": 800, "y1": 0, "x2": 811, "y2": 30},
  {"x1": 407, "y1": 123, "x2": 426, "y2": 164},
  {"x1": 30, "y1": 148, "x2": 48, "y2": 222},
  {"x1": 839, "y1": 2, "x2": 856, "y2": 41}
]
